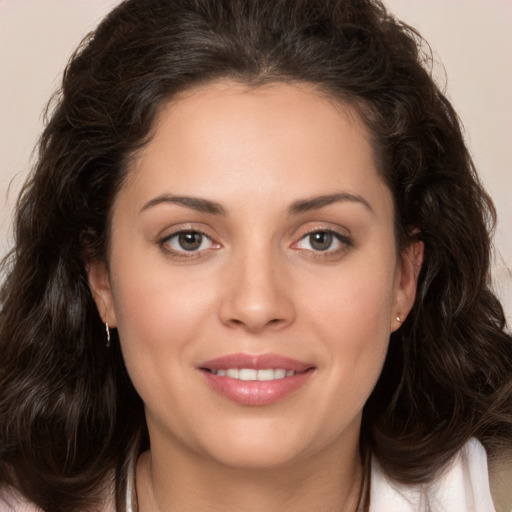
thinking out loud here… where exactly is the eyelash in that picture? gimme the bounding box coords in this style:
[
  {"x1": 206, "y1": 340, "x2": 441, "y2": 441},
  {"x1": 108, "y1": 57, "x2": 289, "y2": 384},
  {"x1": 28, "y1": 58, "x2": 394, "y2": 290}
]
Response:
[
  {"x1": 292, "y1": 229, "x2": 352, "y2": 258},
  {"x1": 159, "y1": 228, "x2": 352, "y2": 260},
  {"x1": 159, "y1": 229, "x2": 219, "y2": 259}
]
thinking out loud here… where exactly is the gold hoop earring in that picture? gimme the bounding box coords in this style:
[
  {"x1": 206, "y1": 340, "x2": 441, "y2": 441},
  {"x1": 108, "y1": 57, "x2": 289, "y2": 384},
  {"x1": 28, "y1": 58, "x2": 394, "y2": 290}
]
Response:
[{"x1": 106, "y1": 322, "x2": 111, "y2": 348}]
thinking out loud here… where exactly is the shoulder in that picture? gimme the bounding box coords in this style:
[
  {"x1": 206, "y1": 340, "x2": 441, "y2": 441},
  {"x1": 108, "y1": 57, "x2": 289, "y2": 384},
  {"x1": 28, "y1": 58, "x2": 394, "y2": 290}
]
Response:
[
  {"x1": 370, "y1": 438, "x2": 497, "y2": 512},
  {"x1": 0, "y1": 485, "x2": 42, "y2": 512},
  {"x1": 0, "y1": 484, "x2": 117, "y2": 512},
  {"x1": 488, "y1": 447, "x2": 512, "y2": 512}
]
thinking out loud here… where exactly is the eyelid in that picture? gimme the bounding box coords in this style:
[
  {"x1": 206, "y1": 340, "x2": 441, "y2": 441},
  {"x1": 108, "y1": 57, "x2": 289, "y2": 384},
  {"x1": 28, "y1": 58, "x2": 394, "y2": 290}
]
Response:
[
  {"x1": 296, "y1": 229, "x2": 351, "y2": 247},
  {"x1": 292, "y1": 222, "x2": 352, "y2": 243},
  {"x1": 156, "y1": 223, "x2": 352, "y2": 260},
  {"x1": 291, "y1": 226, "x2": 353, "y2": 256},
  {"x1": 158, "y1": 225, "x2": 221, "y2": 258}
]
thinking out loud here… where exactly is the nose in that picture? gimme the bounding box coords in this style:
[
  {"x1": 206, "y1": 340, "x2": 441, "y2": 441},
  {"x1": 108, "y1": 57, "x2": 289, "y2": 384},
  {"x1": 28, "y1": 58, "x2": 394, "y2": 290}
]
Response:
[{"x1": 219, "y1": 247, "x2": 296, "y2": 333}]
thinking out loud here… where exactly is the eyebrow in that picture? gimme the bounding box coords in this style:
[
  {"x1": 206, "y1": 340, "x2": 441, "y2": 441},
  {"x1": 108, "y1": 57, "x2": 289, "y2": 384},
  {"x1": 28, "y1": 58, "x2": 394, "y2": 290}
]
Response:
[
  {"x1": 140, "y1": 191, "x2": 374, "y2": 216},
  {"x1": 141, "y1": 194, "x2": 227, "y2": 215},
  {"x1": 287, "y1": 192, "x2": 374, "y2": 216}
]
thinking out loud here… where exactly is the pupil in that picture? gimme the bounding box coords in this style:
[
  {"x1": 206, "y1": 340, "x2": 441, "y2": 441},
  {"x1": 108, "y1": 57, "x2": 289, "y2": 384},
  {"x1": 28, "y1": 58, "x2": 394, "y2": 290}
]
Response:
[
  {"x1": 310, "y1": 231, "x2": 332, "y2": 251},
  {"x1": 178, "y1": 232, "x2": 202, "y2": 251}
]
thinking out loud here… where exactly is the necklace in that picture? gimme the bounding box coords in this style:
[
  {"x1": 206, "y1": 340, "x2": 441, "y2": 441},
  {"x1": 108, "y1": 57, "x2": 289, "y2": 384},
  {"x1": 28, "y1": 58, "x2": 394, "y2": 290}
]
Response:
[
  {"x1": 125, "y1": 453, "x2": 369, "y2": 512},
  {"x1": 125, "y1": 447, "x2": 136, "y2": 512}
]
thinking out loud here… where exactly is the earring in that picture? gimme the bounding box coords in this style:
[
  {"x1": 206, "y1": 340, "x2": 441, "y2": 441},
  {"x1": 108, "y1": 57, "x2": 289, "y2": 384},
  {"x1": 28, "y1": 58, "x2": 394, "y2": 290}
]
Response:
[
  {"x1": 396, "y1": 315, "x2": 402, "y2": 323},
  {"x1": 105, "y1": 322, "x2": 111, "y2": 348}
]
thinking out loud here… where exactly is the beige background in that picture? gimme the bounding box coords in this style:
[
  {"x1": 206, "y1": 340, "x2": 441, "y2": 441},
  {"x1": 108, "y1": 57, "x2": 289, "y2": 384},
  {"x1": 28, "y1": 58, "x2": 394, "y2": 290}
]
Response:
[{"x1": 1, "y1": 0, "x2": 511, "y2": 321}]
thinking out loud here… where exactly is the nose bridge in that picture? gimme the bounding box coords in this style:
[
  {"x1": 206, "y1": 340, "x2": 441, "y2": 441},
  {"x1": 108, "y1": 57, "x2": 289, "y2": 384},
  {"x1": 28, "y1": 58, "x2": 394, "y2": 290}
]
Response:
[{"x1": 219, "y1": 234, "x2": 294, "y2": 332}]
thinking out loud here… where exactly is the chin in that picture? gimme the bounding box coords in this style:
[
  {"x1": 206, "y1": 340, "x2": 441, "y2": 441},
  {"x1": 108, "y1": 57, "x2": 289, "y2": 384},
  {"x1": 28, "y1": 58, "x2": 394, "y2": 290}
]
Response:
[
  {"x1": 193, "y1": 420, "x2": 315, "y2": 470},
  {"x1": 206, "y1": 442, "x2": 306, "y2": 470}
]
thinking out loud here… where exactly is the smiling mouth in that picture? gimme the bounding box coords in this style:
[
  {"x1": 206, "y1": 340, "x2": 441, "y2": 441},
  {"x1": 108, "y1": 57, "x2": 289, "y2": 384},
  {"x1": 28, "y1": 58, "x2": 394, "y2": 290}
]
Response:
[
  {"x1": 199, "y1": 354, "x2": 315, "y2": 406},
  {"x1": 204, "y1": 368, "x2": 299, "y2": 380}
]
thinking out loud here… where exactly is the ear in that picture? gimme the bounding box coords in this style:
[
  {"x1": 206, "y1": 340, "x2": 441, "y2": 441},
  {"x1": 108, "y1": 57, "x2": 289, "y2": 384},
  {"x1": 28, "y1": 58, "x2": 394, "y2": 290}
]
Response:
[
  {"x1": 391, "y1": 239, "x2": 424, "y2": 332},
  {"x1": 86, "y1": 260, "x2": 117, "y2": 327}
]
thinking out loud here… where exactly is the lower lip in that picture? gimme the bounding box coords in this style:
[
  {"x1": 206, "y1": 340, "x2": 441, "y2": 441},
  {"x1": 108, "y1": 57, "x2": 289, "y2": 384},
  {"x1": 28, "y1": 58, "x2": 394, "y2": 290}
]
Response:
[{"x1": 200, "y1": 370, "x2": 314, "y2": 406}]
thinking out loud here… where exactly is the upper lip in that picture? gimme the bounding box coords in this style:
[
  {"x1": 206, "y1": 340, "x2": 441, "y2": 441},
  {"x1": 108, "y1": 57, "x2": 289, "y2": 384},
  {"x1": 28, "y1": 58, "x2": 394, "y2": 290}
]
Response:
[{"x1": 199, "y1": 353, "x2": 314, "y2": 372}]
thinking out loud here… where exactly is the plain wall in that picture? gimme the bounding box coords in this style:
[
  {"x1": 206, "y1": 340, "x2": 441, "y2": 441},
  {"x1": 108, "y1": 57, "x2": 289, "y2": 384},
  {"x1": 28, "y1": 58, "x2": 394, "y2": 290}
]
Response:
[{"x1": 1, "y1": 0, "x2": 511, "y2": 321}]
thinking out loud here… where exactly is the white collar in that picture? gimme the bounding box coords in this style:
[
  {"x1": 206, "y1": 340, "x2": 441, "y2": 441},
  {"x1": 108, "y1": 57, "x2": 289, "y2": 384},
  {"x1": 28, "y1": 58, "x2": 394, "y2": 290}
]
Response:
[
  {"x1": 370, "y1": 438, "x2": 496, "y2": 512},
  {"x1": 125, "y1": 438, "x2": 494, "y2": 512}
]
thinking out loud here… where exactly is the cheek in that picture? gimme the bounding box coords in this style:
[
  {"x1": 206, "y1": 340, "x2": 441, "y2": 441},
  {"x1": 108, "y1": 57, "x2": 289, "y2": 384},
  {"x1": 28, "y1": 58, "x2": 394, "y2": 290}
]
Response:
[
  {"x1": 308, "y1": 280, "x2": 392, "y2": 379},
  {"x1": 109, "y1": 261, "x2": 220, "y2": 398},
  {"x1": 304, "y1": 254, "x2": 396, "y2": 340},
  {"x1": 300, "y1": 254, "x2": 395, "y2": 396},
  {"x1": 113, "y1": 254, "x2": 216, "y2": 334}
]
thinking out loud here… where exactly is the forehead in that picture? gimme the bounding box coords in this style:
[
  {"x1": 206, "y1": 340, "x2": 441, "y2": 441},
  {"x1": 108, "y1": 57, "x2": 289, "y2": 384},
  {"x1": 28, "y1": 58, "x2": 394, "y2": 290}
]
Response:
[{"x1": 120, "y1": 80, "x2": 390, "y2": 216}]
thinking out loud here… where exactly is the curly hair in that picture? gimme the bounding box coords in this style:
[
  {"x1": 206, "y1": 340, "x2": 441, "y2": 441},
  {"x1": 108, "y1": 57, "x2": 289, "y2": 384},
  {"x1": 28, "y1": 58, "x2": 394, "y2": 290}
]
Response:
[{"x1": 1, "y1": 0, "x2": 511, "y2": 510}]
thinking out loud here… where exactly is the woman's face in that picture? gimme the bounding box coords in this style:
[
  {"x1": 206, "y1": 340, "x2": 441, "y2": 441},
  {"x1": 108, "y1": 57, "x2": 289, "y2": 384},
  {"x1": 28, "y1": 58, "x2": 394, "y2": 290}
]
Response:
[{"x1": 89, "y1": 81, "x2": 421, "y2": 469}]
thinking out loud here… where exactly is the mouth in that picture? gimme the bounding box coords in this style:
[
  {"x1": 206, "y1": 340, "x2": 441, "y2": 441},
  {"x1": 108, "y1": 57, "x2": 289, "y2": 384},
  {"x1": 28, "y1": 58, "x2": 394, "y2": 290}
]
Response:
[
  {"x1": 198, "y1": 353, "x2": 315, "y2": 406},
  {"x1": 205, "y1": 368, "x2": 298, "y2": 380}
]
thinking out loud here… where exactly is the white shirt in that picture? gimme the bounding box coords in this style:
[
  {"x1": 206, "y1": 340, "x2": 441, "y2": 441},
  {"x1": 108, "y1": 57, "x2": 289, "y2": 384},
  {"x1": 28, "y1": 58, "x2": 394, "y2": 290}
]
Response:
[
  {"x1": 0, "y1": 438, "x2": 496, "y2": 511},
  {"x1": 370, "y1": 438, "x2": 496, "y2": 511}
]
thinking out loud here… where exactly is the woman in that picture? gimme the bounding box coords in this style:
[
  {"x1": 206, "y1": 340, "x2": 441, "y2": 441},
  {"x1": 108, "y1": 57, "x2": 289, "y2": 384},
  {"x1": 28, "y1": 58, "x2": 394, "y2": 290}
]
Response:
[{"x1": 0, "y1": 0, "x2": 511, "y2": 510}]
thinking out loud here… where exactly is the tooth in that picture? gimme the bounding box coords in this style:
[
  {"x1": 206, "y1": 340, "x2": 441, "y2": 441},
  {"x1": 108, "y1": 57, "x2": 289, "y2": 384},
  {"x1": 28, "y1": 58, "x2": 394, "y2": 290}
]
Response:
[
  {"x1": 274, "y1": 369, "x2": 286, "y2": 379},
  {"x1": 226, "y1": 368, "x2": 239, "y2": 379},
  {"x1": 239, "y1": 369, "x2": 258, "y2": 381},
  {"x1": 219, "y1": 368, "x2": 297, "y2": 380},
  {"x1": 257, "y1": 369, "x2": 275, "y2": 381}
]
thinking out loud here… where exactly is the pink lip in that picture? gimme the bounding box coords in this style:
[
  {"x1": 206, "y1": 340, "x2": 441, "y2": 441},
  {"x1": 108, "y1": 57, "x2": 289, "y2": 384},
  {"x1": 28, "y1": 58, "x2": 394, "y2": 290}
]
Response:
[
  {"x1": 198, "y1": 353, "x2": 315, "y2": 406},
  {"x1": 200, "y1": 353, "x2": 313, "y2": 372}
]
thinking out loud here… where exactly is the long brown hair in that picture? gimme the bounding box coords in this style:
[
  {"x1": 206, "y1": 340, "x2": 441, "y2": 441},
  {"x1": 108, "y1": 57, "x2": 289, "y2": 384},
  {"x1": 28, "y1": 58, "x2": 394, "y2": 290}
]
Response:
[{"x1": 1, "y1": 0, "x2": 511, "y2": 510}]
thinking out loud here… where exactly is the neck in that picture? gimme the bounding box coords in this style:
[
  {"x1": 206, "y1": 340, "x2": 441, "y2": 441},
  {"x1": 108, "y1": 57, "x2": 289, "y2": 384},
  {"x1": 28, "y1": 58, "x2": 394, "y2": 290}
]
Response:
[{"x1": 136, "y1": 436, "x2": 364, "y2": 512}]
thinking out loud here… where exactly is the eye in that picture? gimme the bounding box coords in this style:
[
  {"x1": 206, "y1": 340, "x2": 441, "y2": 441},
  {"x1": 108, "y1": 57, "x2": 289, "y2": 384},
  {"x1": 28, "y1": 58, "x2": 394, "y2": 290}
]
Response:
[
  {"x1": 161, "y1": 230, "x2": 217, "y2": 255},
  {"x1": 294, "y1": 230, "x2": 351, "y2": 253}
]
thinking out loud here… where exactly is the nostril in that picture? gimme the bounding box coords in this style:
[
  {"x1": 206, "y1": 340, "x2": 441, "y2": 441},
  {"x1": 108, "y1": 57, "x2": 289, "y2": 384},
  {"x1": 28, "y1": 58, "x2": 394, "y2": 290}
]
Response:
[{"x1": 219, "y1": 294, "x2": 296, "y2": 332}]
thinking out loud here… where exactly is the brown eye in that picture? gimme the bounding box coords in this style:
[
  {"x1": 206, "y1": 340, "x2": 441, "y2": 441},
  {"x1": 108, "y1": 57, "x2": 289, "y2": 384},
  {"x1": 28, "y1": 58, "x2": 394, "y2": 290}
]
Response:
[
  {"x1": 308, "y1": 231, "x2": 333, "y2": 251},
  {"x1": 162, "y1": 230, "x2": 216, "y2": 254},
  {"x1": 293, "y1": 229, "x2": 351, "y2": 256},
  {"x1": 178, "y1": 232, "x2": 203, "y2": 251}
]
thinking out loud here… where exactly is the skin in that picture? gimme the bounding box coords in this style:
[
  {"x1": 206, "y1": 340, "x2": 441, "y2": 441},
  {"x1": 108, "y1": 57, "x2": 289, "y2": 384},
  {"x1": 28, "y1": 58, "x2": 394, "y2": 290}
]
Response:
[{"x1": 88, "y1": 81, "x2": 423, "y2": 512}]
